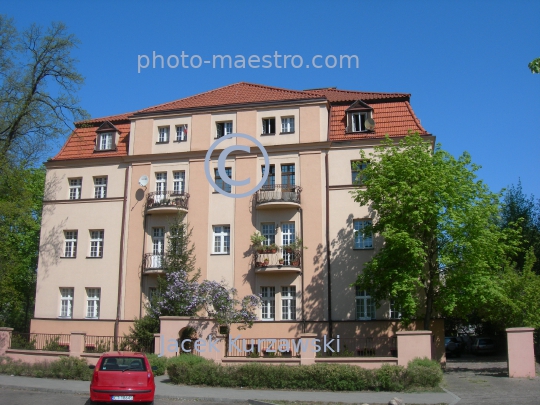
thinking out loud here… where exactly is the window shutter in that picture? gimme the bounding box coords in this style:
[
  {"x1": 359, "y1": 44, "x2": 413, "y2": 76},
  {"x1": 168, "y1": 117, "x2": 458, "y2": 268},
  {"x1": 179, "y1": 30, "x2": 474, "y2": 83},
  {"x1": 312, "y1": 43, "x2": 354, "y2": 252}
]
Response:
[{"x1": 346, "y1": 114, "x2": 352, "y2": 133}]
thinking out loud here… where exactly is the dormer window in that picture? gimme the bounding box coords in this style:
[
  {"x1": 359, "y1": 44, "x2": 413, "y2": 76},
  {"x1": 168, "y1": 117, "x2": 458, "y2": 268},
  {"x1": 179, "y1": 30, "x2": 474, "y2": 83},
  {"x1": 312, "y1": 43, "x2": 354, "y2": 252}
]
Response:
[
  {"x1": 94, "y1": 121, "x2": 119, "y2": 152},
  {"x1": 346, "y1": 100, "x2": 374, "y2": 134},
  {"x1": 99, "y1": 132, "x2": 113, "y2": 150}
]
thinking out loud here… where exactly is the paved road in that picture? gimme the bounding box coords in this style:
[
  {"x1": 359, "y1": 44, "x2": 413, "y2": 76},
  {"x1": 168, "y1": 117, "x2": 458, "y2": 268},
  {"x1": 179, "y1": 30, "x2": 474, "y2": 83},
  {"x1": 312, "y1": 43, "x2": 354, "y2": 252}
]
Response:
[
  {"x1": 0, "y1": 386, "x2": 246, "y2": 405},
  {"x1": 444, "y1": 354, "x2": 540, "y2": 405}
]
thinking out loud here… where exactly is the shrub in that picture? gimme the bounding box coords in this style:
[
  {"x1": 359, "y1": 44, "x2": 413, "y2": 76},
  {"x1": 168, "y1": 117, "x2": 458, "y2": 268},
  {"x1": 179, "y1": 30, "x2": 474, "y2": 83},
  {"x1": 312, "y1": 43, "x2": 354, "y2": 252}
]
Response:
[
  {"x1": 10, "y1": 334, "x2": 36, "y2": 350},
  {"x1": 167, "y1": 359, "x2": 442, "y2": 391},
  {"x1": 0, "y1": 356, "x2": 92, "y2": 381},
  {"x1": 146, "y1": 354, "x2": 168, "y2": 376},
  {"x1": 405, "y1": 357, "x2": 443, "y2": 388},
  {"x1": 43, "y1": 336, "x2": 69, "y2": 352}
]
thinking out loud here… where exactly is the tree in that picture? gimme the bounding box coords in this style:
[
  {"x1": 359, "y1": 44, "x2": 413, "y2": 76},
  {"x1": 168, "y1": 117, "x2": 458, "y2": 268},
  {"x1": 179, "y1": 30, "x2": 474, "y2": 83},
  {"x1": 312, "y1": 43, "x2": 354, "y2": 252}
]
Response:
[
  {"x1": 500, "y1": 180, "x2": 540, "y2": 274},
  {"x1": 351, "y1": 134, "x2": 519, "y2": 330},
  {"x1": 0, "y1": 15, "x2": 88, "y2": 164},
  {"x1": 0, "y1": 161, "x2": 44, "y2": 331},
  {"x1": 529, "y1": 58, "x2": 540, "y2": 74}
]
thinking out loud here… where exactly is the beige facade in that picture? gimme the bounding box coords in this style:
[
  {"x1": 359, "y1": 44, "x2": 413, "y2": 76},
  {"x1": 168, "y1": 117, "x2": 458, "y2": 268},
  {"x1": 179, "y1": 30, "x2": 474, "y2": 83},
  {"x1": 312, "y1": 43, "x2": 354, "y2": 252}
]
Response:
[{"x1": 31, "y1": 83, "x2": 440, "y2": 352}]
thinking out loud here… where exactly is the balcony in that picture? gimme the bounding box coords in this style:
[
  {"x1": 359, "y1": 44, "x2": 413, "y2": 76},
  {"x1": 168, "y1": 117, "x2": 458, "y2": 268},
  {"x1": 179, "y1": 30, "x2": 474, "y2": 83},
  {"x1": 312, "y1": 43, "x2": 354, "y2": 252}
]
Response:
[
  {"x1": 146, "y1": 191, "x2": 189, "y2": 214},
  {"x1": 254, "y1": 248, "x2": 301, "y2": 274},
  {"x1": 143, "y1": 253, "x2": 165, "y2": 275},
  {"x1": 254, "y1": 185, "x2": 302, "y2": 210}
]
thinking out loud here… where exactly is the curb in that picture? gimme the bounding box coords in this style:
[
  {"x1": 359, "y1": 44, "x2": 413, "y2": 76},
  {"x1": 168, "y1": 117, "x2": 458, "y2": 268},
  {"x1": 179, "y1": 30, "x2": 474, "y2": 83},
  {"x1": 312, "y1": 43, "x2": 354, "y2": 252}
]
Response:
[{"x1": 441, "y1": 387, "x2": 461, "y2": 405}]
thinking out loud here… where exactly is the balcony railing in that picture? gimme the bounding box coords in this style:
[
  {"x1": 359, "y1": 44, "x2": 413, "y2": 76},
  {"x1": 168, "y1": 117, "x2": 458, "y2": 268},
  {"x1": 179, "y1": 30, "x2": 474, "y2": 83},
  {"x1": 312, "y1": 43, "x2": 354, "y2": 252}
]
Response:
[
  {"x1": 254, "y1": 184, "x2": 302, "y2": 208},
  {"x1": 254, "y1": 247, "x2": 301, "y2": 272},
  {"x1": 146, "y1": 191, "x2": 189, "y2": 212},
  {"x1": 143, "y1": 253, "x2": 164, "y2": 273}
]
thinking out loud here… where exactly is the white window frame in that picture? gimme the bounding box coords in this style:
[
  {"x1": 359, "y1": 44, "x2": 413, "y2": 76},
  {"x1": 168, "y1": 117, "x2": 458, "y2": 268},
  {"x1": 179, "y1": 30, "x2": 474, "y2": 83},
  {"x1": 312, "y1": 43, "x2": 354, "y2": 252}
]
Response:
[
  {"x1": 261, "y1": 223, "x2": 275, "y2": 246},
  {"x1": 175, "y1": 124, "x2": 188, "y2": 142},
  {"x1": 155, "y1": 172, "x2": 167, "y2": 194},
  {"x1": 389, "y1": 300, "x2": 402, "y2": 319},
  {"x1": 262, "y1": 118, "x2": 276, "y2": 135},
  {"x1": 99, "y1": 132, "x2": 113, "y2": 150},
  {"x1": 281, "y1": 116, "x2": 295, "y2": 133},
  {"x1": 281, "y1": 286, "x2": 296, "y2": 320},
  {"x1": 68, "y1": 178, "x2": 82, "y2": 200},
  {"x1": 356, "y1": 288, "x2": 375, "y2": 320},
  {"x1": 261, "y1": 286, "x2": 275, "y2": 320},
  {"x1": 350, "y1": 112, "x2": 367, "y2": 132},
  {"x1": 59, "y1": 288, "x2": 73, "y2": 318},
  {"x1": 89, "y1": 230, "x2": 104, "y2": 258},
  {"x1": 216, "y1": 121, "x2": 233, "y2": 138},
  {"x1": 282, "y1": 222, "x2": 295, "y2": 265},
  {"x1": 151, "y1": 227, "x2": 165, "y2": 268},
  {"x1": 213, "y1": 225, "x2": 230, "y2": 254},
  {"x1": 353, "y1": 219, "x2": 373, "y2": 249},
  {"x1": 158, "y1": 126, "x2": 170, "y2": 143},
  {"x1": 173, "y1": 171, "x2": 185, "y2": 194},
  {"x1": 64, "y1": 230, "x2": 78, "y2": 258},
  {"x1": 93, "y1": 177, "x2": 107, "y2": 199},
  {"x1": 86, "y1": 288, "x2": 100, "y2": 319}
]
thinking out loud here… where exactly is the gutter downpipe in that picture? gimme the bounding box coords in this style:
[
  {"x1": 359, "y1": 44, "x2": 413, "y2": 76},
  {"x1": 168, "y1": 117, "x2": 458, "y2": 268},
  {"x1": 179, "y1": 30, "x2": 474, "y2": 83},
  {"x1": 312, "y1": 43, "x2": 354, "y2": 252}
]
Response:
[
  {"x1": 300, "y1": 205, "x2": 305, "y2": 333},
  {"x1": 115, "y1": 165, "x2": 130, "y2": 349},
  {"x1": 325, "y1": 151, "x2": 333, "y2": 338}
]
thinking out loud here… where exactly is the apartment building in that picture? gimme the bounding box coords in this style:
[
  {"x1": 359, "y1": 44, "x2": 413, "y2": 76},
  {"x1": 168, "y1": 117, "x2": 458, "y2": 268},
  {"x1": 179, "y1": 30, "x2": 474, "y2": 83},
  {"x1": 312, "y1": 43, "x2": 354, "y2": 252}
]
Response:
[{"x1": 31, "y1": 82, "x2": 432, "y2": 340}]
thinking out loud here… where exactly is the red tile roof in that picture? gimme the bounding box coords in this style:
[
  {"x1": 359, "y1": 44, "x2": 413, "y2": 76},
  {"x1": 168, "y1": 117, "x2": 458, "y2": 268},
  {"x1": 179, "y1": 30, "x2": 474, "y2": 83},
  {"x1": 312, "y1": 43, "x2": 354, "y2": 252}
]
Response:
[
  {"x1": 328, "y1": 101, "x2": 427, "y2": 141},
  {"x1": 136, "y1": 82, "x2": 325, "y2": 114},
  {"x1": 52, "y1": 82, "x2": 427, "y2": 161},
  {"x1": 51, "y1": 122, "x2": 130, "y2": 161}
]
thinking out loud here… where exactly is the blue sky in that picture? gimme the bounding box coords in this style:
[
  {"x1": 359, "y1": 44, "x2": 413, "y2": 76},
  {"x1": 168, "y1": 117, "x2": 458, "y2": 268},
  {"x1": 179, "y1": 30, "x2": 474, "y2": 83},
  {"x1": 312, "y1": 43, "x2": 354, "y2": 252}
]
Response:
[{"x1": 3, "y1": 0, "x2": 539, "y2": 197}]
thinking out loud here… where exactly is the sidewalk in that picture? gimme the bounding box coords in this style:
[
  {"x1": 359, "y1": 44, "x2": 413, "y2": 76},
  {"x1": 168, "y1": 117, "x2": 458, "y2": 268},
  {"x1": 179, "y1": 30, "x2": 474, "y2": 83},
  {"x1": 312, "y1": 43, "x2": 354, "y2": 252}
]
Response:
[{"x1": 0, "y1": 374, "x2": 457, "y2": 404}]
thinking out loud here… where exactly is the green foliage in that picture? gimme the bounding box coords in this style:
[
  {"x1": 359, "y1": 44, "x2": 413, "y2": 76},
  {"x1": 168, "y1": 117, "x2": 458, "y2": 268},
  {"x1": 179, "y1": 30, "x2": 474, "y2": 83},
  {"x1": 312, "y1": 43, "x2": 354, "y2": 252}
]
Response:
[
  {"x1": 529, "y1": 57, "x2": 540, "y2": 74},
  {"x1": 145, "y1": 354, "x2": 168, "y2": 376},
  {"x1": 351, "y1": 134, "x2": 519, "y2": 329},
  {"x1": 500, "y1": 180, "x2": 540, "y2": 274},
  {"x1": 406, "y1": 357, "x2": 443, "y2": 388},
  {"x1": 123, "y1": 315, "x2": 159, "y2": 353},
  {"x1": 9, "y1": 334, "x2": 36, "y2": 350},
  {"x1": 43, "y1": 336, "x2": 69, "y2": 352},
  {"x1": 0, "y1": 163, "x2": 44, "y2": 331},
  {"x1": 0, "y1": 356, "x2": 92, "y2": 380},
  {"x1": 84, "y1": 339, "x2": 110, "y2": 353},
  {"x1": 167, "y1": 360, "x2": 441, "y2": 391}
]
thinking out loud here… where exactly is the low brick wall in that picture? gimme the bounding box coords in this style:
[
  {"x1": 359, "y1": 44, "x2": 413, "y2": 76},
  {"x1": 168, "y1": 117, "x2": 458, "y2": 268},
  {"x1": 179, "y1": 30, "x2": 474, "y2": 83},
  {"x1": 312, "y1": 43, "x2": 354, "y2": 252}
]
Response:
[{"x1": 5, "y1": 349, "x2": 69, "y2": 364}]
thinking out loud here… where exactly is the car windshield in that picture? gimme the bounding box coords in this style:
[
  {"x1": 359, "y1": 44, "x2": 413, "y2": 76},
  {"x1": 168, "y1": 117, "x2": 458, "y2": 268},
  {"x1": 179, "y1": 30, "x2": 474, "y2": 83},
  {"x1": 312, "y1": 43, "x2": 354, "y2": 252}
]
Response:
[{"x1": 99, "y1": 357, "x2": 147, "y2": 372}]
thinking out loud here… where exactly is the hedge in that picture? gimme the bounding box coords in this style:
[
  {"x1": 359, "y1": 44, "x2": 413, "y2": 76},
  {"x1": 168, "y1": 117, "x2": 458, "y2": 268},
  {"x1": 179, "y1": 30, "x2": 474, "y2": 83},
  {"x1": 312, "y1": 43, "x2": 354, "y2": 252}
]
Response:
[
  {"x1": 167, "y1": 357, "x2": 443, "y2": 391},
  {"x1": 0, "y1": 356, "x2": 93, "y2": 381}
]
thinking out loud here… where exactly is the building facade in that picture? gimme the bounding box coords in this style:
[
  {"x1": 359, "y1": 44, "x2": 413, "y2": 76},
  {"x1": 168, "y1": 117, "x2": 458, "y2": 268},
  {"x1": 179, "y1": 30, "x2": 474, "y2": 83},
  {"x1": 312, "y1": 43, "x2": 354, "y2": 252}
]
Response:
[{"x1": 32, "y1": 82, "x2": 436, "y2": 343}]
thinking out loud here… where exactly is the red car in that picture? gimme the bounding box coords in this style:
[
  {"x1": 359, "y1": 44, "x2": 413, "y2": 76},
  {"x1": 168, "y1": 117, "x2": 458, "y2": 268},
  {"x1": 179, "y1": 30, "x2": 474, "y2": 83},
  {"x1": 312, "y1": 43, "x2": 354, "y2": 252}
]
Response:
[{"x1": 89, "y1": 352, "x2": 156, "y2": 404}]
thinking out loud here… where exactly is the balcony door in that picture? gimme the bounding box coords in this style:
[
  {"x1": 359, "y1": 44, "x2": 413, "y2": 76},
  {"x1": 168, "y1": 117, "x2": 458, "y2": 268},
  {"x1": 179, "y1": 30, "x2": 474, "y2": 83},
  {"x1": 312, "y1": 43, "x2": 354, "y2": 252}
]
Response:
[
  {"x1": 282, "y1": 222, "x2": 295, "y2": 265},
  {"x1": 155, "y1": 173, "x2": 167, "y2": 203},
  {"x1": 152, "y1": 228, "x2": 164, "y2": 268}
]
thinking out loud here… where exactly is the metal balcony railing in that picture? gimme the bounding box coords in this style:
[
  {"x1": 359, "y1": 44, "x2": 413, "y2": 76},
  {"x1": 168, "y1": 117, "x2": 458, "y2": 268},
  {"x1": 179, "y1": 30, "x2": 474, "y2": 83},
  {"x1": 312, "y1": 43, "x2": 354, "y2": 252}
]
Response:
[
  {"x1": 143, "y1": 253, "x2": 164, "y2": 272},
  {"x1": 146, "y1": 191, "x2": 189, "y2": 211},
  {"x1": 254, "y1": 184, "x2": 302, "y2": 206},
  {"x1": 254, "y1": 247, "x2": 301, "y2": 268}
]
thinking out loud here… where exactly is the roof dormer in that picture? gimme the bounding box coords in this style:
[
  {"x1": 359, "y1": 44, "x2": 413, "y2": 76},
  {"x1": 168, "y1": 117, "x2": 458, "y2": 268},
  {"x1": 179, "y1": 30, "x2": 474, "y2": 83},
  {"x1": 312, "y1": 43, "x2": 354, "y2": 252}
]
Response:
[
  {"x1": 95, "y1": 121, "x2": 120, "y2": 152},
  {"x1": 346, "y1": 100, "x2": 375, "y2": 133}
]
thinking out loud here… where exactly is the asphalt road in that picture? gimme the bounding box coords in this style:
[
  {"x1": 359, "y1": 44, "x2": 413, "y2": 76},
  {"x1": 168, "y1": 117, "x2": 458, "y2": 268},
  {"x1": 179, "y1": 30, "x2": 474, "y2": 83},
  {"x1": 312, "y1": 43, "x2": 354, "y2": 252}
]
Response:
[{"x1": 0, "y1": 386, "x2": 248, "y2": 405}]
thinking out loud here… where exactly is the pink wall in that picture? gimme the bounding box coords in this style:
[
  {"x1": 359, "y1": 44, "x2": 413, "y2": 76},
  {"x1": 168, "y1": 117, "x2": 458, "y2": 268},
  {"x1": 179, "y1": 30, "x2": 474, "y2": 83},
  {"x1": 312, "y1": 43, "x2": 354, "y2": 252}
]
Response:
[{"x1": 507, "y1": 327, "x2": 536, "y2": 378}]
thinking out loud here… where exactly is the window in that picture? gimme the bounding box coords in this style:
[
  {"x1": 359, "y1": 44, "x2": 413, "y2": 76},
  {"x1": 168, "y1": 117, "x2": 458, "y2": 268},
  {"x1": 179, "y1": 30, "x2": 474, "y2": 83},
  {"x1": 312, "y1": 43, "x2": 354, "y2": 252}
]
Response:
[
  {"x1": 213, "y1": 225, "x2": 230, "y2": 254},
  {"x1": 64, "y1": 231, "x2": 78, "y2": 258},
  {"x1": 281, "y1": 117, "x2": 295, "y2": 133},
  {"x1": 350, "y1": 112, "x2": 367, "y2": 132},
  {"x1": 356, "y1": 288, "x2": 375, "y2": 320},
  {"x1": 148, "y1": 287, "x2": 157, "y2": 303},
  {"x1": 282, "y1": 286, "x2": 296, "y2": 320},
  {"x1": 86, "y1": 288, "x2": 100, "y2": 319},
  {"x1": 173, "y1": 171, "x2": 185, "y2": 194},
  {"x1": 155, "y1": 172, "x2": 167, "y2": 193},
  {"x1": 94, "y1": 177, "x2": 107, "y2": 199},
  {"x1": 175, "y1": 124, "x2": 188, "y2": 142},
  {"x1": 68, "y1": 178, "x2": 82, "y2": 200},
  {"x1": 351, "y1": 161, "x2": 368, "y2": 184},
  {"x1": 261, "y1": 287, "x2": 275, "y2": 320},
  {"x1": 389, "y1": 300, "x2": 402, "y2": 319},
  {"x1": 262, "y1": 165, "x2": 275, "y2": 189},
  {"x1": 158, "y1": 126, "x2": 169, "y2": 143},
  {"x1": 261, "y1": 223, "x2": 276, "y2": 246},
  {"x1": 151, "y1": 227, "x2": 164, "y2": 268},
  {"x1": 59, "y1": 288, "x2": 73, "y2": 318},
  {"x1": 262, "y1": 118, "x2": 276, "y2": 135},
  {"x1": 89, "y1": 230, "x2": 104, "y2": 257},
  {"x1": 353, "y1": 219, "x2": 373, "y2": 249},
  {"x1": 98, "y1": 132, "x2": 114, "y2": 150},
  {"x1": 281, "y1": 164, "x2": 295, "y2": 189},
  {"x1": 216, "y1": 121, "x2": 233, "y2": 138},
  {"x1": 214, "y1": 167, "x2": 232, "y2": 193},
  {"x1": 282, "y1": 222, "x2": 295, "y2": 265}
]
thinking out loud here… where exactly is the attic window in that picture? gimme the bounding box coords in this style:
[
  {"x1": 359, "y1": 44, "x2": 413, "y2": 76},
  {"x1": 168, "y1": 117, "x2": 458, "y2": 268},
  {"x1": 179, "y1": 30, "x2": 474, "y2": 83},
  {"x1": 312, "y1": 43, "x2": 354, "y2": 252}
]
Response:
[
  {"x1": 98, "y1": 132, "x2": 114, "y2": 150},
  {"x1": 346, "y1": 100, "x2": 374, "y2": 133},
  {"x1": 351, "y1": 113, "x2": 367, "y2": 132}
]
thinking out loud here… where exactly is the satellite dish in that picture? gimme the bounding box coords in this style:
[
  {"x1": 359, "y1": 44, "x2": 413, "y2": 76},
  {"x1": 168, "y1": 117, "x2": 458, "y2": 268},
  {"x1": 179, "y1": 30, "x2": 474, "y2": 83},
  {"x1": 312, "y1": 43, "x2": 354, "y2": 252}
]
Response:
[
  {"x1": 138, "y1": 175, "x2": 149, "y2": 187},
  {"x1": 365, "y1": 117, "x2": 376, "y2": 130}
]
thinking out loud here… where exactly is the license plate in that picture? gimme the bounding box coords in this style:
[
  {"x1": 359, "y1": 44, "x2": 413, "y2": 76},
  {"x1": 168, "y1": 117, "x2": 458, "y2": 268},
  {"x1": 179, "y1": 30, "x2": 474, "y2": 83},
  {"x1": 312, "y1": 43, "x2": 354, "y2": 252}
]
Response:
[{"x1": 112, "y1": 396, "x2": 133, "y2": 401}]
